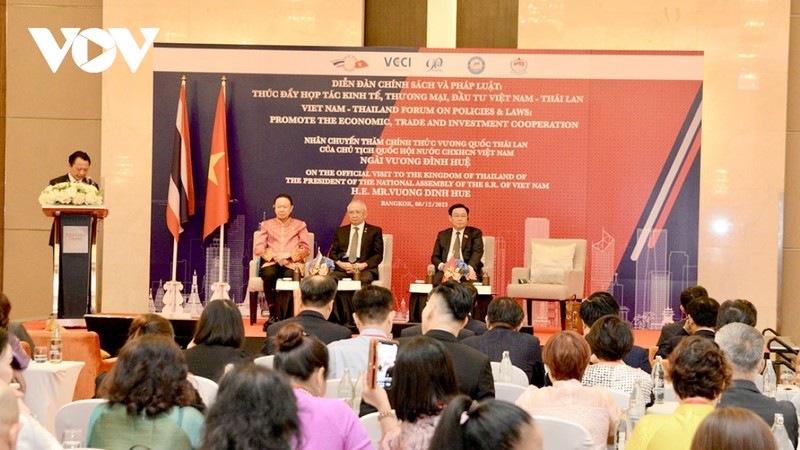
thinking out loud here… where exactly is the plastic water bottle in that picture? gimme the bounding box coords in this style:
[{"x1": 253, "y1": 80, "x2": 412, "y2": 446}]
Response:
[
  {"x1": 772, "y1": 413, "x2": 794, "y2": 450},
  {"x1": 499, "y1": 351, "x2": 513, "y2": 383},
  {"x1": 764, "y1": 359, "x2": 777, "y2": 398},
  {"x1": 629, "y1": 379, "x2": 646, "y2": 419},
  {"x1": 615, "y1": 408, "x2": 632, "y2": 449},
  {"x1": 651, "y1": 356, "x2": 665, "y2": 404},
  {"x1": 49, "y1": 321, "x2": 63, "y2": 363},
  {"x1": 338, "y1": 368, "x2": 355, "y2": 409},
  {"x1": 352, "y1": 370, "x2": 364, "y2": 414}
]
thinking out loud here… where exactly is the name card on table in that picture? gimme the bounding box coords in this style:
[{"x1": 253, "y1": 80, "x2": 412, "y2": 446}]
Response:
[{"x1": 337, "y1": 279, "x2": 361, "y2": 291}]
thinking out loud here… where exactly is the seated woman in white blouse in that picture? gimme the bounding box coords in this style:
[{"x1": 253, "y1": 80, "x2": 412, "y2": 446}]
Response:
[
  {"x1": 515, "y1": 330, "x2": 619, "y2": 450},
  {"x1": 582, "y1": 315, "x2": 653, "y2": 400}
]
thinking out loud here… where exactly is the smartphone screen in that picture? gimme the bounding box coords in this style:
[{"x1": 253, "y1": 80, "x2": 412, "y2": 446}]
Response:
[{"x1": 370, "y1": 339, "x2": 399, "y2": 389}]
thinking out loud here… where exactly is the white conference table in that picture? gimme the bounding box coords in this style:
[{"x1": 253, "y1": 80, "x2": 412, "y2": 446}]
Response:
[{"x1": 22, "y1": 360, "x2": 85, "y2": 434}]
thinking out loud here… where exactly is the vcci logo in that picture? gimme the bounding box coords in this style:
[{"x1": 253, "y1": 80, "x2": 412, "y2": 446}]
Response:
[{"x1": 28, "y1": 28, "x2": 160, "y2": 73}]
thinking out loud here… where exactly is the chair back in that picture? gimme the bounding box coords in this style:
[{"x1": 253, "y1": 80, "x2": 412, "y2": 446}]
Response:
[
  {"x1": 55, "y1": 398, "x2": 107, "y2": 440},
  {"x1": 532, "y1": 415, "x2": 594, "y2": 450},
  {"x1": 490, "y1": 361, "x2": 529, "y2": 387},
  {"x1": 494, "y1": 382, "x2": 526, "y2": 403},
  {"x1": 607, "y1": 388, "x2": 631, "y2": 411},
  {"x1": 530, "y1": 238, "x2": 587, "y2": 271},
  {"x1": 359, "y1": 412, "x2": 382, "y2": 449},
  {"x1": 254, "y1": 355, "x2": 274, "y2": 369},
  {"x1": 188, "y1": 374, "x2": 218, "y2": 407},
  {"x1": 324, "y1": 378, "x2": 340, "y2": 399},
  {"x1": 482, "y1": 236, "x2": 495, "y2": 283},
  {"x1": 373, "y1": 233, "x2": 393, "y2": 288}
]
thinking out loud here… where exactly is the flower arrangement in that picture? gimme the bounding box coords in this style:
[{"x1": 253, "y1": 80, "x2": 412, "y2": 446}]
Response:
[
  {"x1": 307, "y1": 250, "x2": 335, "y2": 276},
  {"x1": 443, "y1": 258, "x2": 477, "y2": 282},
  {"x1": 38, "y1": 182, "x2": 103, "y2": 206}
]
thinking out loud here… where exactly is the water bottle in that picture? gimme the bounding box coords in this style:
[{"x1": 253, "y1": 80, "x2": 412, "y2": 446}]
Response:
[
  {"x1": 772, "y1": 413, "x2": 794, "y2": 450},
  {"x1": 651, "y1": 356, "x2": 665, "y2": 404},
  {"x1": 629, "y1": 379, "x2": 645, "y2": 419},
  {"x1": 615, "y1": 408, "x2": 632, "y2": 449},
  {"x1": 49, "y1": 320, "x2": 63, "y2": 363},
  {"x1": 499, "y1": 351, "x2": 513, "y2": 383},
  {"x1": 352, "y1": 370, "x2": 364, "y2": 414},
  {"x1": 338, "y1": 368, "x2": 355, "y2": 409},
  {"x1": 764, "y1": 358, "x2": 777, "y2": 398}
]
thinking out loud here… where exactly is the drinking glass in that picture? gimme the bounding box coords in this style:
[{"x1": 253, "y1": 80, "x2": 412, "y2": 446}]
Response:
[{"x1": 33, "y1": 346, "x2": 48, "y2": 363}]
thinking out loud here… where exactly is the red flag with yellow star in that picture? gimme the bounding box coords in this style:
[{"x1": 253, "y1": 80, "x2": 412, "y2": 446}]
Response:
[{"x1": 203, "y1": 79, "x2": 230, "y2": 239}]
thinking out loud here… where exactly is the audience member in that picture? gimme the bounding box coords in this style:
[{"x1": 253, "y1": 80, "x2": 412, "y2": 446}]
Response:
[
  {"x1": 462, "y1": 296, "x2": 545, "y2": 386},
  {"x1": 417, "y1": 283, "x2": 494, "y2": 400},
  {"x1": 715, "y1": 323, "x2": 797, "y2": 447},
  {"x1": 362, "y1": 337, "x2": 458, "y2": 450},
  {"x1": 89, "y1": 335, "x2": 204, "y2": 450},
  {"x1": 401, "y1": 282, "x2": 479, "y2": 340},
  {"x1": 185, "y1": 299, "x2": 253, "y2": 382},
  {"x1": 273, "y1": 323, "x2": 371, "y2": 450},
  {"x1": 690, "y1": 407, "x2": 778, "y2": 450},
  {"x1": 253, "y1": 193, "x2": 311, "y2": 321},
  {"x1": 262, "y1": 275, "x2": 352, "y2": 355},
  {"x1": 430, "y1": 395, "x2": 543, "y2": 450},
  {"x1": 0, "y1": 329, "x2": 60, "y2": 450},
  {"x1": 202, "y1": 364, "x2": 299, "y2": 450},
  {"x1": 0, "y1": 294, "x2": 29, "y2": 392},
  {"x1": 0, "y1": 383, "x2": 19, "y2": 450},
  {"x1": 430, "y1": 204, "x2": 484, "y2": 285},
  {"x1": 626, "y1": 336, "x2": 731, "y2": 450},
  {"x1": 516, "y1": 330, "x2": 619, "y2": 450},
  {"x1": 659, "y1": 296, "x2": 719, "y2": 358},
  {"x1": 716, "y1": 299, "x2": 757, "y2": 329},
  {"x1": 95, "y1": 313, "x2": 176, "y2": 395},
  {"x1": 583, "y1": 315, "x2": 653, "y2": 399},
  {"x1": 655, "y1": 285, "x2": 707, "y2": 358},
  {"x1": 460, "y1": 283, "x2": 488, "y2": 336},
  {"x1": 327, "y1": 285, "x2": 395, "y2": 380},
  {"x1": 578, "y1": 291, "x2": 651, "y2": 372}
]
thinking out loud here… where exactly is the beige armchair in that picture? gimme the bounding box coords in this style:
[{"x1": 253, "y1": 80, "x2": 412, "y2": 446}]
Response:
[
  {"x1": 506, "y1": 238, "x2": 587, "y2": 329},
  {"x1": 246, "y1": 231, "x2": 314, "y2": 324},
  {"x1": 371, "y1": 234, "x2": 393, "y2": 288}
]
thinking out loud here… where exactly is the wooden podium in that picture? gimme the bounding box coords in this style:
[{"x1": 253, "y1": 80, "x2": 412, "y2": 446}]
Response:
[{"x1": 43, "y1": 206, "x2": 108, "y2": 322}]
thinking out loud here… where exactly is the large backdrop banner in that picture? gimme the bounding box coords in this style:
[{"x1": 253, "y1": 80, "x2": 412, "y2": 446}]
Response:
[{"x1": 151, "y1": 45, "x2": 703, "y2": 329}]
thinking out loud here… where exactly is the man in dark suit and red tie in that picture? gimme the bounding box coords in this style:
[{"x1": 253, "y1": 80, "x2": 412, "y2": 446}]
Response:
[
  {"x1": 329, "y1": 199, "x2": 384, "y2": 284},
  {"x1": 431, "y1": 203, "x2": 483, "y2": 285}
]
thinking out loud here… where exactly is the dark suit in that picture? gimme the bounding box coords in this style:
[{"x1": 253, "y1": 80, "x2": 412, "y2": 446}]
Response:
[
  {"x1": 329, "y1": 223, "x2": 384, "y2": 284},
  {"x1": 462, "y1": 327, "x2": 545, "y2": 387},
  {"x1": 719, "y1": 379, "x2": 799, "y2": 448},
  {"x1": 431, "y1": 226, "x2": 483, "y2": 285},
  {"x1": 661, "y1": 328, "x2": 714, "y2": 359},
  {"x1": 400, "y1": 325, "x2": 475, "y2": 341},
  {"x1": 261, "y1": 310, "x2": 352, "y2": 355},
  {"x1": 623, "y1": 345, "x2": 652, "y2": 374},
  {"x1": 418, "y1": 329, "x2": 495, "y2": 400},
  {"x1": 48, "y1": 174, "x2": 100, "y2": 246},
  {"x1": 464, "y1": 318, "x2": 487, "y2": 336},
  {"x1": 656, "y1": 320, "x2": 688, "y2": 358}
]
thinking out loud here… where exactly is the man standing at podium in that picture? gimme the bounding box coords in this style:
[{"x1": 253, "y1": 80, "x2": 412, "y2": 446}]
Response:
[
  {"x1": 431, "y1": 203, "x2": 483, "y2": 285},
  {"x1": 48, "y1": 151, "x2": 98, "y2": 247},
  {"x1": 329, "y1": 199, "x2": 384, "y2": 285}
]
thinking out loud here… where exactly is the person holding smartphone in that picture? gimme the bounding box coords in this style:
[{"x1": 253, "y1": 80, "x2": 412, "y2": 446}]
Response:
[{"x1": 362, "y1": 337, "x2": 459, "y2": 450}]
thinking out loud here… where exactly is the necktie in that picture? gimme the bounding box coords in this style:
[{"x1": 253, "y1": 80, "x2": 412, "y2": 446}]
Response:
[
  {"x1": 348, "y1": 227, "x2": 359, "y2": 262},
  {"x1": 453, "y1": 231, "x2": 462, "y2": 260}
]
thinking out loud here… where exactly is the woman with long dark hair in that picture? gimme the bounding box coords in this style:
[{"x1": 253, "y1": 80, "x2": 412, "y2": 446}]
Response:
[{"x1": 362, "y1": 336, "x2": 459, "y2": 450}]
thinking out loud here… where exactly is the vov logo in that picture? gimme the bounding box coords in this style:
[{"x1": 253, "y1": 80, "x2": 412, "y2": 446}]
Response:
[{"x1": 29, "y1": 28, "x2": 160, "y2": 73}]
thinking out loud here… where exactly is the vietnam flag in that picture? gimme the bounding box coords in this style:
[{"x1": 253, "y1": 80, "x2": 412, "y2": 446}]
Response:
[
  {"x1": 166, "y1": 78, "x2": 195, "y2": 241},
  {"x1": 203, "y1": 78, "x2": 230, "y2": 239}
]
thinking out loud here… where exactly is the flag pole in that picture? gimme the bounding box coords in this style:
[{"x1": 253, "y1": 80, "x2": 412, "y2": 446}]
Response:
[
  {"x1": 163, "y1": 75, "x2": 190, "y2": 316},
  {"x1": 210, "y1": 76, "x2": 230, "y2": 301}
]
